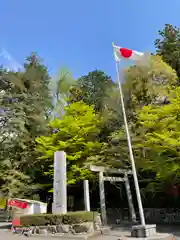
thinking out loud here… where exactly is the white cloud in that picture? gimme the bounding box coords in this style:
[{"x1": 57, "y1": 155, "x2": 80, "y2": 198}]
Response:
[{"x1": 0, "y1": 47, "x2": 23, "y2": 71}]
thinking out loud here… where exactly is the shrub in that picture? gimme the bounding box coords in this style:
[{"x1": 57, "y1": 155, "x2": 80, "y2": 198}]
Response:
[{"x1": 20, "y1": 211, "x2": 97, "y2": 226}]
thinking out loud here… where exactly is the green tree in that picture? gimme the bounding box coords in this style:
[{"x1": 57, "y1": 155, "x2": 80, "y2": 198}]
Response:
[
  {"x1": 50, "y1": 67, "x2": 76, "y2": 118},
  {"x1": 0, "y1": 53, "x2": 52, "y2": 197},
  {"x1": 123, "y1": 55, "x2": 177, "y2": 123},
  {"x1": 68, "y1": 70, "x2": 116, "y2": 142},
  {"x1": 20, "y1": 53, "x2": 52, "y2": 182},
  {"x1": 99, "y1": 86, "x2": 124, "y2": 140},
  {"x1": 136, "y1": 86, "x2": 180, "y2": 190},
  {"x1": 155, "y1": 24, "x2": 180, "y2": 82},
  {"x1": 36, "y1": 101, "x2": 103, "y2": 185},
  {"x1": 0, "y1": 68, "x2": 31, "y2": 197},
  {"x1": 101, "y1": 56, "x2": 178, "y2": 172},
  {"x1": 77, "y1": 70, "x2": 115, "y2": 112}
]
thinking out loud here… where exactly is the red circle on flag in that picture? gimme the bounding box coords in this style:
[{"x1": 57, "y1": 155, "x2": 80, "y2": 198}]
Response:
[{"x1": 119, "y1": 48, "x2": 133, "y2": 58}]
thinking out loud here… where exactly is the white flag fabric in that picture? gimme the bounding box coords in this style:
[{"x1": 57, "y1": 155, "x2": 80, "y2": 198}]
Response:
[{"x1": 113, "y1": 44, "x2": 145, "y2": 62}]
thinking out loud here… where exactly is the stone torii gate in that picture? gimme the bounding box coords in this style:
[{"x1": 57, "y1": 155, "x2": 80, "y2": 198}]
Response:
[
  {"x1": 52, "y1": 152, "x2": 136, "y2": 225},
  {"x1": 85, "y1": 165, "x2": 136, "y2": 225}
]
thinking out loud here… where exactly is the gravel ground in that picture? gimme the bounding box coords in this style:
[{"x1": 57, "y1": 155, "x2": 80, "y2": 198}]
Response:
[{"x1": 0, "y1": 223, "x2": 179, "y2": 240}]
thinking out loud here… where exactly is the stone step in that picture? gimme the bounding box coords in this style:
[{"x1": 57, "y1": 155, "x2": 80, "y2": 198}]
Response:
[
  {"x1": 0, "y1": 218, "x2": 9, "y2": 221},
  {"x1": 0, "y1": 213, "x2": 9, "y2": 222}
]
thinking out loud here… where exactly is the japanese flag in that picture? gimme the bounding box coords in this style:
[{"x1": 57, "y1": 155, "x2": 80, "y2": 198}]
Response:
[{"x1": 113, "y1": 43, "x2": 147, "y2": 62}]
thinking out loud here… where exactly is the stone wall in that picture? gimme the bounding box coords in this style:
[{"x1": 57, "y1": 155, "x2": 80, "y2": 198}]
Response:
[
  {"x1": 12, "y1": 214, "x2": 102, "y2": 237},
  {"x1": 13, "y1": 222, "x2": 97, "y2": 237},
  {"x1": 144, "y1": 208, "x2": 180, "y2": 224},
  {"x1": 106, "y1": 208, "x2": 180, "y2": 224}
]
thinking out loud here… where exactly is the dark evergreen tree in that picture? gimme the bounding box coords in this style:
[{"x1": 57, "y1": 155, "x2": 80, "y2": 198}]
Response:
[
  {"x1": 77, "y1": 70, "x2": 115, "y2": 112},
  {"x1": 0, "y1": 53, "x2": 52, "y2": 197},
  {"x1": 155, "y1": 24, "x2": 180, "y2": 83}
]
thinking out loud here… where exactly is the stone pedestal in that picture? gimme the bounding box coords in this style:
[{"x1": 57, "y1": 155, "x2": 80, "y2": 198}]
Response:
[{"x1": 131, "y1": 224, "x2": 156, "y2": 238}]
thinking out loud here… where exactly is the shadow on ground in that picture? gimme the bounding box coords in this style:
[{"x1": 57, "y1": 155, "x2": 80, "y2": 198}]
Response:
[
  {"x1": 110, "y1": 222, "x2": 132, "y2": 231},
  {"x1": 157, "y1": 225, "x2": 180, "y2": 237}
]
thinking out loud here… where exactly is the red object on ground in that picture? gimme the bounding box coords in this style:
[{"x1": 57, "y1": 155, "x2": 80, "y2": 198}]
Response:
[{"x1": 12, "y1": 218, "x2": 21, "y2": 227}]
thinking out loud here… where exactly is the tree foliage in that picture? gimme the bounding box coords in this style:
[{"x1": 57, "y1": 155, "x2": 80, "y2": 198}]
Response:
[
  {"x1": 135, "y1": 87, "x2": 180, "y2": 189},
  {"x1": 36, "y1": 101, "x2": 103, "y2": 185},
  {"x1": 101, "y1": 86, "x2": 123, "y2": 132},
  {"x1": 77, "y1": 70, "x2": 115, "y2": 112},
  {"x1": 0, "y1": 53, "x2": 52, "y2": 197},
  {"x1": 102, "y1": 56, "x2": 178, "y2": 180},
  {"x1": 155, "y1": 24, "x2": 180, "y2": 82},
  {"x1": 124, "y1": 55, "x2": 177, "y2": 122},
  {"x1": 50, "y1": 67, "x2": 76, "y2": 119},
  {"x1": 0, "y1": 67, "x2": 32, "y2": 197}
]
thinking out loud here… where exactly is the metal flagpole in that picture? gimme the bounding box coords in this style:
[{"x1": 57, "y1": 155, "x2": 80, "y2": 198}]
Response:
[{"x1": 115, "y1": 60, "x2": 145, "y2": 226}]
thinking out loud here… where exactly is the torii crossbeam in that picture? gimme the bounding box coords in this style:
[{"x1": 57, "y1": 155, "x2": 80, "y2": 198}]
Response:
[{"x1": 90, "y1": 165, "x2": 136, "y2": 225}]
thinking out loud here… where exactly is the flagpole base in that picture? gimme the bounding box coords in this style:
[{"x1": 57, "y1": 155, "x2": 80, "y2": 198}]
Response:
[{"x1": 131, "y1": 224, "x2": 156, "y2": 238}]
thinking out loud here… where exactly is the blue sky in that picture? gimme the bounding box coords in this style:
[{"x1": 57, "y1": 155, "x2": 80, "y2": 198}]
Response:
[{"x1": 1, "y1": 0, "x2": 180, "y2": 80}]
